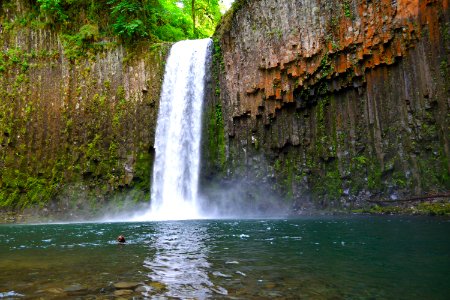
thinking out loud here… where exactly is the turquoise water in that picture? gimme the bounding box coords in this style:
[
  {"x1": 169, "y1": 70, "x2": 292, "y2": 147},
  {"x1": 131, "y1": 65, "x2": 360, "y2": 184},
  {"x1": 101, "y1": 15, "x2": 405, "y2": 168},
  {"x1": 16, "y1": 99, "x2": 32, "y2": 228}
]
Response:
[{"x1": 0, "y1": 216, "x2": 449, "y2": 299}]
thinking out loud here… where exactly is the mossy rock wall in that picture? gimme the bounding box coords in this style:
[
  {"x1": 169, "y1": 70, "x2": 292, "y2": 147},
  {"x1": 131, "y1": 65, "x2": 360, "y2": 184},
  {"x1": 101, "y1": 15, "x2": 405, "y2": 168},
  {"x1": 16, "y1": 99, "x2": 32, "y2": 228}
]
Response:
[
  {"x1": 204, "y1": 0, "x2": 450, "y2": 211},
  {"x1": 0, "y1": 1, "x2": 169, "y2": 212}
]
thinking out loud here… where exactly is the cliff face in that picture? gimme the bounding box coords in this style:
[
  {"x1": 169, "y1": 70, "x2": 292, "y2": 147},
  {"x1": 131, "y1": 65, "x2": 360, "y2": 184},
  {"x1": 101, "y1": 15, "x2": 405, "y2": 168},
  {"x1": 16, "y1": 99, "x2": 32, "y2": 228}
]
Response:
[
  {"x1": 206, "y1": 0, "x2": 449, "y2": 210},
  {"x1": 1, "y1": 0, "x2": 448, "y2": 215},
  {"x1": 0, "y1": 1, "x2": 167, "y2": 212}
]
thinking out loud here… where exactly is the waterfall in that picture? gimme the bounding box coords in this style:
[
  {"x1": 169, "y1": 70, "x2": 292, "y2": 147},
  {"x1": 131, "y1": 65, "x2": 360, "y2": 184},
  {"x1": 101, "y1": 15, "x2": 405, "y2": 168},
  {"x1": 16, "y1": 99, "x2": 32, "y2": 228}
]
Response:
[{"x1": 142, "y1": 38, "x2": 212, "y2": 220}]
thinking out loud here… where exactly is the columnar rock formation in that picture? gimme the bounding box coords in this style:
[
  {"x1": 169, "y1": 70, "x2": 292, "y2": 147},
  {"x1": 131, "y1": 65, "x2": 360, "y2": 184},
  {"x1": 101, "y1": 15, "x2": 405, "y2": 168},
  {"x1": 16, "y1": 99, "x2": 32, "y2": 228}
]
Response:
[
  {"x1": 205, "y1": 0, "x2": 449, "y2": 209},
  {"x1": 0, "y1": 2, "x2": 168, "y2": 210},
  {"x1": 1, "y1": 0, "x2": 449, "y2": 214}
]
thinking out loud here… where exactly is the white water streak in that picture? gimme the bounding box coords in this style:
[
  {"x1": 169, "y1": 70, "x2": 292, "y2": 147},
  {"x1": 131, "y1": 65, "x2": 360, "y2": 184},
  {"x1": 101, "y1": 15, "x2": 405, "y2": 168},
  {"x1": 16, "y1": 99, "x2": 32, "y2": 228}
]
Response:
[{"x1": 134, "y1": 39, "x2": 211, "y2": 221}]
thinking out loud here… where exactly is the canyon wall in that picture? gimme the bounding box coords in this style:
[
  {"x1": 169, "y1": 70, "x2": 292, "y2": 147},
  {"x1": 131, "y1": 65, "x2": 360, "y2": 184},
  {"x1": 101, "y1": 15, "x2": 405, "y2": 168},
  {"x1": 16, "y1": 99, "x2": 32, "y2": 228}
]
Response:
[
  {"x1": 203, "y1": 0, "x2": 449, "y2": 211},
  {"x1": 0, "y1": 1, "x2": 168, "y2": 213},
  {"x1": 1, "y1": 0, "x2": 448, "y2": 215}
]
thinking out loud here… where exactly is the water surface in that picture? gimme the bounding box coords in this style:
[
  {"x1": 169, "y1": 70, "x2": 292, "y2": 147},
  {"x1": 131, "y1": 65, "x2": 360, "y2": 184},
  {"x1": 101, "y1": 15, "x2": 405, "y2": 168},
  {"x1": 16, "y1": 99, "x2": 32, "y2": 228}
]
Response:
[{"x1": 1, "y1": 216, "x2": 449, "y2": 299}]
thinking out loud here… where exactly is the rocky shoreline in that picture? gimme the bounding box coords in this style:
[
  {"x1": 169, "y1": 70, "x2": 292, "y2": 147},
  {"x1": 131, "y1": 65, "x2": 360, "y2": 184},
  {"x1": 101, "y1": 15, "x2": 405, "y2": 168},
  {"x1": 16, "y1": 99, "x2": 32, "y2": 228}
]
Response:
[{"x1": 2, "y1": 280, "x2": 168, "y2": 299}]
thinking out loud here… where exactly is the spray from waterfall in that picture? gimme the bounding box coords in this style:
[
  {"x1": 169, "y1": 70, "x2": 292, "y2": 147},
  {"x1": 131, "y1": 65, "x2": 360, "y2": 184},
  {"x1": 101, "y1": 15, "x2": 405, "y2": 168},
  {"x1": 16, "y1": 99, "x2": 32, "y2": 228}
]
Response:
[{"x1": 133, "y1": 38, "x2": 212, "y2": 221}]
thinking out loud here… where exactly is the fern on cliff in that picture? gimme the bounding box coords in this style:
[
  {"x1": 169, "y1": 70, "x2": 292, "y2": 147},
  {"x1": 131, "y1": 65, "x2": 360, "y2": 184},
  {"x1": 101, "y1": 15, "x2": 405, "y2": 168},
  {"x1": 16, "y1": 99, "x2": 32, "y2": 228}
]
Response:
[{"x1": 31, "y1": 0, "x2": 223, "y2": 43}]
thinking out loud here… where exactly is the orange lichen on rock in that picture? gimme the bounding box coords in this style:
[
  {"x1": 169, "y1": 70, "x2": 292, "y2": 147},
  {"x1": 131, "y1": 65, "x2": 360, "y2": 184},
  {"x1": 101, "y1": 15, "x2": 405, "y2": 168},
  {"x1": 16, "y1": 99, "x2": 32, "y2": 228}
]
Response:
[
  {"x1": 419, "y1": 0, "x2": 444, "y2": 45},
  {"x1": 219, "y1": 0, "x2": 447, "y2": 121},
  {"x1": 336, "y1": 54, "x2": 348, "y2": 74},
  {"x1": 397, "y1": 0, "x2": 420, "y2": 19}
]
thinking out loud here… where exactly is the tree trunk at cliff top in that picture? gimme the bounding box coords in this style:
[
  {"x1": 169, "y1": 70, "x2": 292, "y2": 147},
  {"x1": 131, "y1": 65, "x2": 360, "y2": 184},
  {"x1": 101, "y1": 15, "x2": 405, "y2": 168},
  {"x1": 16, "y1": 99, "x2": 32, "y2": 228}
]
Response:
[{"x1": 192, "y1": 0, "x2": 197, "y2": 37}]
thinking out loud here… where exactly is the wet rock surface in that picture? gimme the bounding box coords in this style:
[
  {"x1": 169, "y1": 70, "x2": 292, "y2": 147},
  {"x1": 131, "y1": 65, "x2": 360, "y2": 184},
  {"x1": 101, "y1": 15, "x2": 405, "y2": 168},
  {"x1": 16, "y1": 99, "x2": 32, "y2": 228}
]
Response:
[
  {"x1": 205, "y1": 0, "x2": 450, "y2": 211},
  {"x1": 113, "y1": 282, "x2": 141, "y2": 290},
  {"x1": 0, "y1": 1, "x2": 168, "y2": 210},
  {"x1": 63, "y1": 283, "x2": 89, "y2": 295},
  {"x1": 113, "y1": 289, "x2": 134, "y2": 296}
]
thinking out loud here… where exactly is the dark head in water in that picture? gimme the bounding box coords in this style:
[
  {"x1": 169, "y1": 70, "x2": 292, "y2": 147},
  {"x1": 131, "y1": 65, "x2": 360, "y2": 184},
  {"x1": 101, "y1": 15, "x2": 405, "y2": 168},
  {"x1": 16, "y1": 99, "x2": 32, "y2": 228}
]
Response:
[{"x1": 117, "y1": 235, "x2": 126, "y2": 243}]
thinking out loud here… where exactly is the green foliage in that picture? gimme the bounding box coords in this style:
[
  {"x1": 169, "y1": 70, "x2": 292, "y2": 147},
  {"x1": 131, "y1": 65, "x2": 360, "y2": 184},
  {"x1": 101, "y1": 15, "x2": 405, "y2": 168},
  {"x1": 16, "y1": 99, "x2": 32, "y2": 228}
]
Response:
[
  {"x1": 353, "y1": 155, "x2": 368, "y2": 166},
  {"x1": 416, "y1": 202, "x2": 450, "y2": 216},
  {"x1": 212, "y1": 37, "x2": 224, "y2": 80},
  {"x1": 342, "y1": 1, "x2": 354, "y2": 20},
  {"x1": 108, "y1": 0, "x2": 148, "y2": 40},
  {"x1": 416, "y1": 149, "x2": 450, "y2": 191},
  {"x1": 367, "y1": 164, "x2": 382, "y2": 190},
  {"x1": 28, "y1": 0, "x2": 223, "y2": 49},
  {"x1": 267, "y1": 28, "x2": 283, "y2": 39},
  {"x1": 86, "y1": 134, "x2": 102, "y2": 162},
  {"x1": 62, "y1": 24, "x2": 100, "y2": 60},
  {"x1": 153, "y1": 24, "x2": 187, "y2": 42},
  {"x1": 354, "y1": 204, "x2": 403, "y2": 215},
  {"x1": 78, "y1": 24, "x2": 100, "y2": 41},
  {"x1": 0, "y1": 169, "x2": 58, "y2": 209},
  {"x1": 353, "y1": 201, "x2": 450, "y2": 216},
  {"x1": 392, "y1": 172, "x2": 408, "y2": 188},
  {"x1": 273, "y1": 159, "x2": 281, "y2": 172},
  {"x1": 133, "y1": 152, "x2": 152, "y2": 193},
  {"x1": 180, "y1": 0, "x2": 221, "y2": 37},
  {"x1": 320, "y1": 53, "x2": 333, "y2": 79},
  {"x1": 324, "y1": 169, "x2": 343, "y2": 199},
  {"x1": 0, "y1": 47, "x2": 31, "y2": 74},
  {"x1": 312, "y1": 167, "x2": 342, "y2": 200},
  {"x1": 208, "y1": 103, "x2": 226, "y2": 172},
  {"x1": 216, "y1": 0, "x2": 247, "y2": 35},
  {"x1": 37, "y1": 0, "x2": 68, "y2": 23},
  {"x1": 440, "y1": 59, "x2": 448, "y2": 78},
  {"x1": 0, "y1": 55, "x2": 5, "y2": 73},
  {"x1": 149, "y1": 0, "x2": 191, "y2": 40}
]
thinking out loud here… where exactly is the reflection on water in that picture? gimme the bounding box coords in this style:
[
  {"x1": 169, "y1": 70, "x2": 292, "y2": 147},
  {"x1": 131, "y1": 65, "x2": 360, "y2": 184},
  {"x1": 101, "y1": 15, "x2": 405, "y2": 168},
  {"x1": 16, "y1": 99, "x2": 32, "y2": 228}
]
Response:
[
  {"x1": 144, "y1": 221, "x2": 226, "y2": 299},
  {"x1": 0, "y1": 217, "x2": 449, "y2": 299}
]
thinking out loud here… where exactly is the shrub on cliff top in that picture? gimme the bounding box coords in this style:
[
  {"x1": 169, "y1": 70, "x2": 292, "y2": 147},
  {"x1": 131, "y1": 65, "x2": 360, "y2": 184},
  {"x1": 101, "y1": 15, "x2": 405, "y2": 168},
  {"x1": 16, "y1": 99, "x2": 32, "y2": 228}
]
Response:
[
  {"x1": 31, "y1": 0, "x2": 223, "y2": 44},
  {"x1": 37, "y1": 0, "x2": 68, "y2": 24}
]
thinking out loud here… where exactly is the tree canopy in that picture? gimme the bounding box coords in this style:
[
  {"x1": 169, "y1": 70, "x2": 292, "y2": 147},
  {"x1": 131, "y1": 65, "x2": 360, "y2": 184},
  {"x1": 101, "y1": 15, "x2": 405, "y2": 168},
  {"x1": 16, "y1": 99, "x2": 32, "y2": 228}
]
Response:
[{"x1": 34, "y1": 0, "x2": 223, "y2": 43}]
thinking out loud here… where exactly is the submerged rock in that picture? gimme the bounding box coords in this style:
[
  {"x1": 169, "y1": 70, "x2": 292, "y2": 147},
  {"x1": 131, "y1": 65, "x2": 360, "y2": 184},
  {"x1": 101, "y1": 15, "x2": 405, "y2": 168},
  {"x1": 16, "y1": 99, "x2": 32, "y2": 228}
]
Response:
[
  {"x1": 113, "y1": 289, "x2": 134, "y2": 296},
  {"x1": 114, "y1": 282, "x2": 141, "y2": 289},
  {"x1": 64, "y1": 284, "x2": 88, "y2": 295},
  {"x1": 147, "y1": 281, "x2": 167, "y2": 292},
  {"x1": 135, "y1": 285, "x2": 150, "y2": 293},
  {"x1": 44, "y1": 288, "x2": 64, "y2": 294}
]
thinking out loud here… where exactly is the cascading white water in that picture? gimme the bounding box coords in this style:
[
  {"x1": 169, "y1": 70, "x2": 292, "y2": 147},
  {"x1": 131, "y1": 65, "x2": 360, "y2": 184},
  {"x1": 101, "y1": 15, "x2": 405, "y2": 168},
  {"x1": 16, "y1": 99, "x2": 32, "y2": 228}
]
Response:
[{"x1": 139, "y1": 38, "x2": 212, "y2": 221}]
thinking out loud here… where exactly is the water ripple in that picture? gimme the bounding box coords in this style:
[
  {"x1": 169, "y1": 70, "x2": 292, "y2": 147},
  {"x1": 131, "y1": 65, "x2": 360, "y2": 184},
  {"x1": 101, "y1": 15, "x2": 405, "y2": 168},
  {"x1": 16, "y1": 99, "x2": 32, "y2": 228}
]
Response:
[{"x1": 143, "y1": 222, "x2": 221, "y2": 299}]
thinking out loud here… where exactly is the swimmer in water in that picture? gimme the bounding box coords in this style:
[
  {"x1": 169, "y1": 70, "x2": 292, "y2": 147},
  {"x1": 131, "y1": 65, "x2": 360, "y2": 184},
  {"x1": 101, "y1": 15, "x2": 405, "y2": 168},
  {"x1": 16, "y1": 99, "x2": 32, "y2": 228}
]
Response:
[{"x1": 117, "y1": 235, "x2": 126, "y2": 243}]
